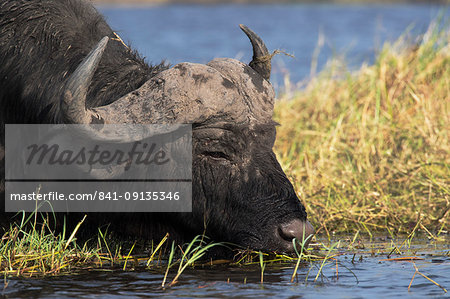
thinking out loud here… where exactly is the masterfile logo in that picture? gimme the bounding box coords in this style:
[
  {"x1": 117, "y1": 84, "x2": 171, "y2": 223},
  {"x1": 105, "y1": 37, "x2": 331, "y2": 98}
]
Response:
[{"x1": 5, "y1": 124, "x2": 192, "y2": 213}]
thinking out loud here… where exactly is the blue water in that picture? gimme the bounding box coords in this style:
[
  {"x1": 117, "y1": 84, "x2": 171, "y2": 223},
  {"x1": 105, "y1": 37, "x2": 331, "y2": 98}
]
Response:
[{"x1": 98, "y1": 3, "x2": 448, "y2": 88}]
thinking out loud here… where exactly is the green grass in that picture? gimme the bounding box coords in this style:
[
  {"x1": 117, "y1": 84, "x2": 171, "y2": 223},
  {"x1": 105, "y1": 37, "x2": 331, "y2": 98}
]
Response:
[
  {"x1": 274, "y1": 20, "x2": 449, "y2": 237},
  {"x1": 0, "y1": 212, "x2": 224, "y2": 279},
  {"x1": 0, "y1": 212, "x2": 98, "y2": 276}
]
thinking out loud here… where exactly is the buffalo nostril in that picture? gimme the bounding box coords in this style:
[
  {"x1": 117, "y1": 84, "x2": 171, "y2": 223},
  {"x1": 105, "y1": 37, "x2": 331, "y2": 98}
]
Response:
[{"x1": 277, "y1": 219, "x2": 315, "y2": 252}]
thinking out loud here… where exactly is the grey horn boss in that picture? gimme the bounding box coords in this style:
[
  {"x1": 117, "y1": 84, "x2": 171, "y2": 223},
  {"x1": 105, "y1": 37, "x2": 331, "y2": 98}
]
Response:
[
  {"x1": 0, "y1": 0, "x2": 314, "y2": 254},
  {"x1": 61, "y1": 26, "x2": 273, "y2": 127}
]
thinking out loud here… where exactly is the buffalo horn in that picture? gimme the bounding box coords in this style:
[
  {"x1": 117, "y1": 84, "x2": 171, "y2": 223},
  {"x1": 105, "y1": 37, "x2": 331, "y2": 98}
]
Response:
[
  {"x1": 61, "y1": 36, "x2": 109, "y2": 124},
  {"x1": 239, "y1": 24, "x2": 271, "y2": 81},
  {"x1": 60, "y1": 37, "x2": 183, "y2": 143}
]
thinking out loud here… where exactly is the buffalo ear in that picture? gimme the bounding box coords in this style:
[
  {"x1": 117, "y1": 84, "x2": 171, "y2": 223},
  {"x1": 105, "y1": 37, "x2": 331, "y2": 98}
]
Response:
[
  {"x1": 61, "y1": 36, "x2": 109, "y2": 124},
  {"x1": 239, "y1": 24, "x2": 271, "y2": 81}
]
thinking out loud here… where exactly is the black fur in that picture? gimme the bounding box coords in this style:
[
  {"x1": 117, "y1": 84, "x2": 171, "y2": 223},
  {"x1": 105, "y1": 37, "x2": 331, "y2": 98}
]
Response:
[
  {"x1": 0, "y1": 0, "x2": 166, "y2": 128},
  {"x1": 0, "y1": 0, "x2": 166, "y2": 230}
]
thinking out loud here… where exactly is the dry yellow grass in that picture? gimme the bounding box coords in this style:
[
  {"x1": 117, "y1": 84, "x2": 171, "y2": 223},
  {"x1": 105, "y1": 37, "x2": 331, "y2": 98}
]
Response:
[{"x1": 274, "y1": 22, "x2": 449, "y2": 236}]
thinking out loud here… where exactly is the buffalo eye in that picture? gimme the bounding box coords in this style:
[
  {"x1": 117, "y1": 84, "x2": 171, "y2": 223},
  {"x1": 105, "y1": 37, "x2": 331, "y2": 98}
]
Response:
[{"x1": 202, "y1": 151, "x2": 229, "y2": 161}]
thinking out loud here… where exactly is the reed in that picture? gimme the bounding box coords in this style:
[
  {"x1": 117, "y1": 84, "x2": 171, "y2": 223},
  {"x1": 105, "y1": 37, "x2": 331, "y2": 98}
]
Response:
[{"x1": 274, "y1": 20, "x2": 449, "y2": 237}]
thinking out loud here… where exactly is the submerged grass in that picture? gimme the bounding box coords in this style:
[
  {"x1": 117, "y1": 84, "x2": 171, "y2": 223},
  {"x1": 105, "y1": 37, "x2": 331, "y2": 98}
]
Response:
[{"x1": 274, "y1": 20, "x2": 449, "y2": 237}]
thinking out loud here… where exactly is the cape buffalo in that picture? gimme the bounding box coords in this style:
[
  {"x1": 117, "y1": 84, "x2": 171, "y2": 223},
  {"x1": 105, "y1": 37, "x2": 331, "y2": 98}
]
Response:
[{"x1": 0, "y1": 0, "x2": 314, "y2": 254}]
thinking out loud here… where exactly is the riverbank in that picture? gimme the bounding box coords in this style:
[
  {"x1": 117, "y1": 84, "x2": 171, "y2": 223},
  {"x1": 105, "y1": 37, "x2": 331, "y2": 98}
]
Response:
[{"x1": 274, "y1": 21, "x2": 449, "y2": 237}]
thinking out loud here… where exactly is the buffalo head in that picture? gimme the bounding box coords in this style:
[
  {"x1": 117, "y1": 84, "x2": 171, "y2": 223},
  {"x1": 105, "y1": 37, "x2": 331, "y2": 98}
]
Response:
[{"x1": 60, "y1": 25, "x2": 314, "y2": 254}]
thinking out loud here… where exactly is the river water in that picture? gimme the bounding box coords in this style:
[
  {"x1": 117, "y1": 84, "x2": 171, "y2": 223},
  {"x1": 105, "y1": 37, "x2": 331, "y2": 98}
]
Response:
[{"x1": 98, "y1": 3, "x2": 447, "y2": 88}]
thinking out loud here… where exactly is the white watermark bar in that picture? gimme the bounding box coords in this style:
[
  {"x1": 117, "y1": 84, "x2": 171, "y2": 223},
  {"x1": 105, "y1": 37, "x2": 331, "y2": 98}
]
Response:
[
  {"x1": 5, "y1": 124, "x2": 192, "y2": 212},
  {"x1": 5, "y1": 182, "x2": 191, "y2": 212}
]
